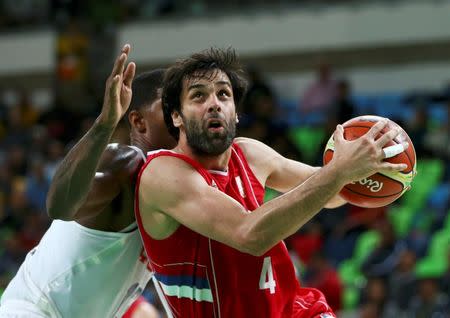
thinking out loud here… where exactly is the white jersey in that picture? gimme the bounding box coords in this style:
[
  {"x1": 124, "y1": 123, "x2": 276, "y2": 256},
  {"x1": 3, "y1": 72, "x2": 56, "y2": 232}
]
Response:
[{"x1": 0, "y1": 220, "x2": 151, "y2": 318}]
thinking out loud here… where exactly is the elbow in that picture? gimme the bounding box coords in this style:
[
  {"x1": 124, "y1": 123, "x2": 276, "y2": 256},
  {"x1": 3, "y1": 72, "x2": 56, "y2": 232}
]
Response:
[
  {"x1": 325, "y1": 195, "x2": 347, "y2": 209},
  {"x1": 234, "y1": 226, "x2": 273, "y2": 257}
]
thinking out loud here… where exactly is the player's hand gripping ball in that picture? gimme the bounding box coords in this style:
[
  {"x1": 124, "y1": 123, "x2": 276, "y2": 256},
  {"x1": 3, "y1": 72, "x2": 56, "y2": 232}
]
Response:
[{"x1": 323, "y1": 115, "x2": 417, "y2": 208}]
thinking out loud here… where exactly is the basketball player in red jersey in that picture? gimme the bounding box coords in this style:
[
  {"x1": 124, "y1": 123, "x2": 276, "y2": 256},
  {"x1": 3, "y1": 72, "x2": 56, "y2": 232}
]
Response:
[{"x1": 135, "y1": 48, "x2": 408, "y2": 317}]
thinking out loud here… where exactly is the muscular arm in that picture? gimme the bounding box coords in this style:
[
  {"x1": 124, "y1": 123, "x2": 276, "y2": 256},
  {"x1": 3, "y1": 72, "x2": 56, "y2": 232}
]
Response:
[
  {"x1": 140, "y1": 121, "x2": 406, "y2": 257},
  {"x1": 46, "y1": 44, "x2": 136, "y2": 224},
  {"x1": 139, "y1": 156, "x2": 346, "y2": 257},
  {"x1": 46, "y1": 120, "x2": 115, "y2": 220},
  {"x1": 235, "y1": 137, "x2": 346, "y2": 208},
  {"x1": 47, "y1": 135, "x2": 142, "y2": 223}
]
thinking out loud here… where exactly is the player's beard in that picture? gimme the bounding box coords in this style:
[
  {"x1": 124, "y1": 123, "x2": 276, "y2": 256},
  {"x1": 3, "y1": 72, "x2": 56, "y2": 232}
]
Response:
[{"x1": 183, "y1": 113, "x2": 236, "y2": 156}]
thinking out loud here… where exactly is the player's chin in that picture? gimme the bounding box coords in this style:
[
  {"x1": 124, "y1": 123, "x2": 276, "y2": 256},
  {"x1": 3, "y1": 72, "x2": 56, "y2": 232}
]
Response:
[{"x1": 206, "y1": 128, "x2": 228, "y2": 139}]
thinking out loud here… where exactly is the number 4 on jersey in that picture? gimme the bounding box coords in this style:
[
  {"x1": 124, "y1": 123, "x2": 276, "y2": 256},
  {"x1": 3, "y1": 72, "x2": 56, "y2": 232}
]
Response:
[{"x1": 259, "y1": 256, "x2": 276, "y2": 294}]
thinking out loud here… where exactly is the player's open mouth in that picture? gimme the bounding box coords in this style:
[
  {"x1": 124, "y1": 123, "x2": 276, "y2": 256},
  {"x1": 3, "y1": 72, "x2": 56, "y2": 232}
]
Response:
[{"x1": 207, "y1": 119, "x2": 225, "y2": 132}]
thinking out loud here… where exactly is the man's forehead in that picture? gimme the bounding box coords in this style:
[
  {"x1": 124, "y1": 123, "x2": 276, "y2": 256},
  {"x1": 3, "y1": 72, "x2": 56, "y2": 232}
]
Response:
[{"x1": 183, "y1": 69, "x2": 230, "y2": 87}]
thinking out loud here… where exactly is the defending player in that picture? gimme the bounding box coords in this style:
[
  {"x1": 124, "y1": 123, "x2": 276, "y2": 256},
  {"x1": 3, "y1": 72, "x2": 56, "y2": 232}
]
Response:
[
  {"x1": 135, "y1": 48, "x2": 408, "y2": 317},
  {"x1": 0, "y1": 45, "x2": 174, "y2": 317}
]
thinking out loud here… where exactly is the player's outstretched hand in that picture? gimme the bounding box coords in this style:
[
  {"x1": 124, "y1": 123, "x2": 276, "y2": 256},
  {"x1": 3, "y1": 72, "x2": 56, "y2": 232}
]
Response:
[
  {"x1": 99, "y1": 44, "x2": 136, "y2": 127},
  {"x1": 331, "y1": 119, "x2": 408, "y2": 183}
]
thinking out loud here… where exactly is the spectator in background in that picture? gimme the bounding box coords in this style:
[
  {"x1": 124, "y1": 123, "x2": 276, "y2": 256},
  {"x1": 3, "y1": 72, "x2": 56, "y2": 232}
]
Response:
[
  {"x1": 38, "y1": 100, "x2": 78, "y2": 143},
  {"x1": 29, "y1": 125, "x2": 48, "y2": 158},
  {"x1": 289, "y1": 221, "x2": 324, "y2": 266},
  {"x1": 5, "y1": 145, "x2": 28, "y2": 177},
  {"x1": 333, "y1": 78, "x2": 355, "y2": 124},
  {"x1": 324, "y1": 205, "x2": 386, "y2": 266},
  {"x1": 359, "y1": 278, "x2": 387, "y2": 315},
  {"x1": 303, "y1": 251, "x2": 343, "y2": 312},
  {"x1": 405, "y1": 212, "x2": 433, "y2": 259},
  {"x1": 361, "y1": 220, "x2": 406, "y2": 279},
  {"x1": 240, "y1": 65, "x2": 278, "y2": 131},
  {"x1": 16, "y1": 90, "x2": 39, "y2": 129},
  {"x1": 267, "y1": 131, "x2": 303, "y2": 161},
  {"x1": 359, "y1": 277, "x2": 399, "y2": 318},
  {"x1": 56, "y1": 20, "x2": 88, "y2": 83},
  {"x1": 407, "y1": 277, "x2": 449, "y2": 318},
  {"x1": 239, "y1": 65, "x2": 292, "y2": 156},
  {"x1": 25, "y1": 157, "x2": 50, "y2": 212},
  {"x1": 44, "y1": 140, "x2": 65, "y2": 182},
  {"x1": 406, "y1": 105, "x2": 428, "y2": 158},
  {"x1": 423, "y1": 100, "x2": 450, "y2": 162},
  {"x1": 56, "y1": 20, "x2": 92, "y2": 116},
  {"x1": 2, "y1": 105, "x2": 30, "y2": 147},
  {"x1": 358, "y1": 302, "x2": 382, "y2": 318},
  {"x1": 3, "y1": 179, "x2": 30, "y2": 232},
  {"x1": 300, "y1": 60, "x2": 337, "y2": 114},
  {"x1": 242, "y1": 66, "x2": 276, "y2": 118},
  {"x1": 388, "y1": 249, "x2": 417, "y2": 313}
]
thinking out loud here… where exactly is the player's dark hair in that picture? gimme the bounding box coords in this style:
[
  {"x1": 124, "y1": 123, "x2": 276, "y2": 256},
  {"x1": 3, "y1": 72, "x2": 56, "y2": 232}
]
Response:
[
  {"x1": 126, "y1": 69, "x2": 165, "y2": 120},
  {"x1": 162, "y1": 47, "x2": 248, "y2": 140}
]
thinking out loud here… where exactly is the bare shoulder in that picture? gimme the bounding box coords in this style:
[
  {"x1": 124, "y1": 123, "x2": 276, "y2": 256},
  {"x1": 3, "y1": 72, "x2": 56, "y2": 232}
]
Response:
[
  {"x1": 98, "y1": 143, "x2": 144, "y2": 179},
  {"x1": 234, "y1": 137, "x2": 281, "y2": 184},
  {"x1": 139, "y1": 154, "x2": 214, "y2": 208},
  {"x1": 139, "y1": 154, "x2": 234, "y2": 240},
  {"x1": 234, "y1": 137, "x2": 278, "y2": 160},
  {"x1": 140, "y1": 155, "x2": 200, "y2": 188},
  {"x1": 103, "y1": 143, "x2": 144, "y2": 166},
  {"x1": 138, "y1": 154, "x2": 209, "y2": 238}
]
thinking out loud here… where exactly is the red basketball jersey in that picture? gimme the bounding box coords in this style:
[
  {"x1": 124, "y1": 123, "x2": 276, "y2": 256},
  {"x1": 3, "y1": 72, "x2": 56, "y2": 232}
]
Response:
[{"x1": 135, "y1": 143, "x2": 333, "y2": 318}]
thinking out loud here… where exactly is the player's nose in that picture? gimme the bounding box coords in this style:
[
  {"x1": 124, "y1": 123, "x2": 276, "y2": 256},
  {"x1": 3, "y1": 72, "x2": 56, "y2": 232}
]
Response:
[{"x1": 207, "y1": 98, "x2": 221, "y2": 113}]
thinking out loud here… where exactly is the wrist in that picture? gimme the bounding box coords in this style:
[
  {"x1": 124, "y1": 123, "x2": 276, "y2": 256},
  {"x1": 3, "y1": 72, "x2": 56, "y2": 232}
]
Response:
[
  {"x1": 96, "y1": 114, "x2": 119, "y2": 131},
  {"x1": 94, "y1": 115, "x2": 118, "y2": 135},
  {"x1": 324, "y1": 161, "x2": 349, "y2": 188}
]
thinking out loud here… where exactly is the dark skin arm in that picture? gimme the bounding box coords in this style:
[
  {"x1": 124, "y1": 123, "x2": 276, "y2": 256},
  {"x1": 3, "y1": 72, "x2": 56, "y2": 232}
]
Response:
[
  {"x1": 46, "y1": 44, "x2": 136, "y2": 229},
  {"x1": 67, "y1": 144, "x2": 143, "y2": 228}
]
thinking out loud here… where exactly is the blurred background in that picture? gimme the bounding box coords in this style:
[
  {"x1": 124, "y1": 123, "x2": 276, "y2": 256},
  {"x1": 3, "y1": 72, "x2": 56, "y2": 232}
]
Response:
[{"x1": 0, "y1": 0, "x2": 449, "y2": 317}]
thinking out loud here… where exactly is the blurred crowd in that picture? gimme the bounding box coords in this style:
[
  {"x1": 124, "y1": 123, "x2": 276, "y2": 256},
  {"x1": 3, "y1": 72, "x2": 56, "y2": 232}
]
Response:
[
  {"x1": 1, "y1": 57, "x2": 449, "y2": 317},
  {"x1": 0, "y1": 0, "x2": 407, "y2": 31}
]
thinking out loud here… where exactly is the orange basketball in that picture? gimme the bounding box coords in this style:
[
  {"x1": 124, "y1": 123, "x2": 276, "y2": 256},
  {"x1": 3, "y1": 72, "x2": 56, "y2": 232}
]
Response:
[{"x1": 323, "y1": 115, "x2": 416, "y2": 208}]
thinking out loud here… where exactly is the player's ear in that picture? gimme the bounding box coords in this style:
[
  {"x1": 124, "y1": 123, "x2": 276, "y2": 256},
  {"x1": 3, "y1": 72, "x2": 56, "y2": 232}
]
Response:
[
  {"x1": 129, "y1": 110, "x2": 146, "y2": 133},
  {"x1": 172, "y1": 111, "x2": 182, "y2": 128},
  {"x1": 235, "y1": 114, "x2": 239, "y2": 124}
]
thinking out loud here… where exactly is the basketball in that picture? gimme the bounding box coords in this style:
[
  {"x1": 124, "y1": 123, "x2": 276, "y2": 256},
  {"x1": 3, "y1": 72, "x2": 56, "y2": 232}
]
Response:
[{"x1": 323, "y1": 115, "x2": 417, "y2": 208}]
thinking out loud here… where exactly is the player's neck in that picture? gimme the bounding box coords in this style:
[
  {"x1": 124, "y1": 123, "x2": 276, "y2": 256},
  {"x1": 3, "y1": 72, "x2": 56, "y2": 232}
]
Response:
[
  {"x1": 130, "y1": 134, "x2": 160, "y2": 153},
  {"x1": 175, "y1": 136, "x2": 232, "y2": 171},
  {"x1": 130, "y1": 135, "x2": 151, "y2": 153}
]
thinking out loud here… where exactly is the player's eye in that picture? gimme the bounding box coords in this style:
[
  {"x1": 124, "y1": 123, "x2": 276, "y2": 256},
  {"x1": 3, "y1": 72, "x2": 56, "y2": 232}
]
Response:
[
  {"x1": 218, "y1": 90, "x2": 231, "y2": 98},
  {"x1": 192, "y1": 91, "x2": 203, "y2": 99}
]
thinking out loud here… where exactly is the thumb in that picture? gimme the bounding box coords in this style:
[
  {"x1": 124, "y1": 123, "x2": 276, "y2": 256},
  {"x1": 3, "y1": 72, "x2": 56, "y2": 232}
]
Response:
[{"x1": 333, "y1": 125, "x2": 345, "y2": 144}]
